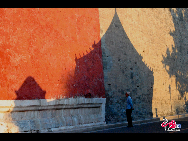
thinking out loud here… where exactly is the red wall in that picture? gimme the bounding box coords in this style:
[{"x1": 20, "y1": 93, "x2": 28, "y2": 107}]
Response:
[{"x1": 0, "y1": 8, "x2": 105, "y2": 100}]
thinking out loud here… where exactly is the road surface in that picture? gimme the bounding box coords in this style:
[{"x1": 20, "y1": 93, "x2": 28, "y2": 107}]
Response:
[{"x1": 84, "y1": 117, "x2": 188, "y2": 133}]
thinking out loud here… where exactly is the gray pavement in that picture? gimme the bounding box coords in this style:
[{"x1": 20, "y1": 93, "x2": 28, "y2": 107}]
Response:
[
  {"x1": 46, "y1": 113, "x2": 188, "y2": 133},
  {"x1": 84, "y1": 117, "x2": 188, "y2": 133}
]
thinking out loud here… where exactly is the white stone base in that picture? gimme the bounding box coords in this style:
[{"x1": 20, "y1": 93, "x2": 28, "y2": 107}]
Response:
[{"x1": 0, "y1": 98, "x2": 106, "y2": 133}]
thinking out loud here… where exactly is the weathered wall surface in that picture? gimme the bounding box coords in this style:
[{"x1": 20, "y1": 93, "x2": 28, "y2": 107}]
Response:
[
  {"x1": 0, "y1": 98, "x2": 106, "y2": 133},
  {"x1": 0, "y1": 8, "x2": 105, "y2": 100},
  {"x1": 0, "y1": 9, "x2": 106, "y2": 132},
  {"x1": 99, "y1": 8, "x2": 188, "y2": 123},
  {"x1": 1, "y1": 8, "x2": 188, "y2": 126}
]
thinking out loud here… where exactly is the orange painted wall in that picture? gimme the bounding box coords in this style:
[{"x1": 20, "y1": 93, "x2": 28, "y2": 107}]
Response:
[{"x1": 0, "y1": 8, "x2": 105, "y2": 100}]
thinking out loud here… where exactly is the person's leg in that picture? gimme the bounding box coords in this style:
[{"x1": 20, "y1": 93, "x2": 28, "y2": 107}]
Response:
[
  {"x1": 126, "y1": 109, "x2": 129, "y2": 121},
  {"x1": 129, "y1": 109, "x2": 133, "y2": 127},
  {"x1": 126, "y1": 109, "x2": 131, "y2": 127}
]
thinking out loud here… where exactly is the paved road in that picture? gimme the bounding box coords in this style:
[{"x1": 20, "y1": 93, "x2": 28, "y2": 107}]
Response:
[{"x1": 85, "y1": 117, "x2": 188, "y2": 133}]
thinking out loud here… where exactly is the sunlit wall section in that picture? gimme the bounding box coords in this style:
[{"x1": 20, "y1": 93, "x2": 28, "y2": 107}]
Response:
[{"x1": 99, "y1": 8, "x2": 188, "y2": 121}]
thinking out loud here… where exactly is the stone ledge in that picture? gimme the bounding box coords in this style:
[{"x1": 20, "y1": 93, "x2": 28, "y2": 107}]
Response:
[
  {"x1": 0, "y1": 98, "x2": 106, "y2": 108},
  {"x1": 0, "y1": 103, "x2": 102, "y2": 113},
  {"x1": 0, "y1": 98, "x2": 106, "y2": 133},
  {"x1": 0, "y1": 98, "x2": 106, "y2": 113}
]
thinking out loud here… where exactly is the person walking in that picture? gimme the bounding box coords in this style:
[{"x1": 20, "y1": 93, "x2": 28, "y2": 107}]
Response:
[{"x1": 126, "y1": 92, "x2": 134, "y2": 127}]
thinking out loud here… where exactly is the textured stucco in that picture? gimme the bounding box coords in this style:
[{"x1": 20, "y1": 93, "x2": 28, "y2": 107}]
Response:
[
  {"x1": 1, "y1": 8, "x2": 188, "y2": 125},
  {"x1": 99, "y1": 8, "x2": 188, "y2": 123},
  {"x1": 0, "y1": 8, "x2": 105, "y2": 100}
]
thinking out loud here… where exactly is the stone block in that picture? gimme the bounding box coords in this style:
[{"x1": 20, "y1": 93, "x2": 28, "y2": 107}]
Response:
[
  {"x1": 69, "y1": 109, "x2": 75, "y2": 116},
  {"x1": 0, "y1": 113, "x2": 11, "y2": 122},
  {"x1": 29, "y1": 119, "x2": 39, "y2": 131},
  {"x1": 40, "y1": 118, "x2": 52, "y2": 130},
  {"x1": 84, "y1": 115, "x2": 92, "y2": 124},
  {"x1": 7, "y1": 122, "x2": 20, "y2": 133},
  {"x1": 69, "y1": 98, "x2": 76, "y2": 105},
  {"x1": 61, "y1": 117, "x2": 66, "y2": 126},
  {"x1": 57, "y1": 99, "x2": 63, "y2": 105},
  {"x1": 34, "y1": 119, "x2": 41, "y2": 130},
  {"x1": 78, "y1": 115, "x2": 84, "y2": 125},
  {"x1": 11, "y1": 112, "x2": 25, "y2": 121},
  {"x1": 14, "y1": 120, "x2": 30, "y2": 132},
  {"x1": 85, "y1": 98, "x2": 92, "y2": 104},
  {"x1": 0, "y1": 122, "x2": 8, "y2": 133},
  {"x1": 0, "y1": 98, "x2": 106, "y2": 132},
  {"x1": 55, "y1": 117, "x2": 63, "y2": 128},
  {"x1": 51, "y1": 110, "x2": 57, "y2": 118},
  {"x1": 39, "y1": 110, "x2": 52, "y2": 119},
  {"x1": 77, "y1": 97, "x2": 85, "y2": 104},
  {"x1": 40, "y1": 99, "x2": 48, "y2": 106},
  {"x1": 0, "y1": 100, "x2": 13, "y2": 107},
  {"x1": 14, "y1": 100, "x2": 40, "y2": 107},
  {"x1": 47, "y1": 99, "x2": 57, "y2": 106},
  {"x1": 65, "y1": 116, "x2": 73, "y2": 126},
  {"x1": 72, "y1": 116, "x2": 78, "y2": 126},
  {"x1": 50, "y1": 118, "x2": 56, "y2": 129},
  {"x1": 64, "y1": 99, "x2": 69, "y2": 105}
]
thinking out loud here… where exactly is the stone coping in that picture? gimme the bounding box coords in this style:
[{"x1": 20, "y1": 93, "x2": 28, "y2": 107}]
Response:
[
  {"x1": 0, "y1": 98, "x2": 106, "y2": 133},
  {"x1": 0, "y1": 98, "x2": 106, "y2": 113}
]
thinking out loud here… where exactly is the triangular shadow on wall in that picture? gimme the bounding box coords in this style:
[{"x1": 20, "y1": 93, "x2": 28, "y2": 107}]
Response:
[
  {"x1": 15, "y1": 76, "x2": 46, "y2": 100},
  {"x1": 100, "y1": 10, "x2": 154, "y2": 123}
]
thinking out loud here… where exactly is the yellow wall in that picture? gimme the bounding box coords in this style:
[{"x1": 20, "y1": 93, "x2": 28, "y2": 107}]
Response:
[{"x1": 99, "y1": 8, "x2": 188, "y2": 118}]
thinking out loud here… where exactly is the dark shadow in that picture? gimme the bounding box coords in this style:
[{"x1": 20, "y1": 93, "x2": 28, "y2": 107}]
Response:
[
  {"x1": 162, "y1": 8, "x2": 188, "y2": 113},
  {"x1": 66, "y1": 40, "x2": 105, "y2": 98},
  {"x1": 10, "y1": 9, "x2": 155, "y2": 130},
  {"x1": 15, "y1": 76, "x2": 46, "y2": 100},
  {"x1": 101, "y1": 10, "x2": 154, "y2": 123},
  {"x1": 10, "y1": 76, "x2": 47, "y2": 132}
]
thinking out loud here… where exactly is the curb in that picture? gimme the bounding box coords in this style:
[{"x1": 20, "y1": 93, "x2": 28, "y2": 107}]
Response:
[
  {"x1": 57, "y1": 118, "x2": 160, "y2": 133},
  {"x1": 43, "y1": 113, "x2": 188, "y2": 133},
  {"x1": 49, "y1": 118, "x2": 160, "y2": 133}
]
